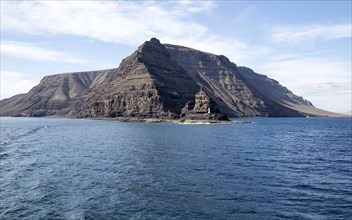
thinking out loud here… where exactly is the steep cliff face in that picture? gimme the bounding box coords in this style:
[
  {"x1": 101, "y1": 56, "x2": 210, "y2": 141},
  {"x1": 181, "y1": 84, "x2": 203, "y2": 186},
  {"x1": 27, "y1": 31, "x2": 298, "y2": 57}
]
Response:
[
  {"x1": 0, "y1": 69, "x2": 115, "y2": 116},
  {"x1": 84, "y1": 38, "x2": 199, "y2": 118},
  {"x1": 0, "y1": 38, "x2": 343, "y2": 118}
]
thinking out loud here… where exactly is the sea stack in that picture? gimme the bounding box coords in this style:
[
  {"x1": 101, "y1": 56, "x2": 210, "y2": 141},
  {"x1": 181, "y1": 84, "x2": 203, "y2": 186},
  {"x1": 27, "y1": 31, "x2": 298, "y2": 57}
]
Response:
[{"x1": 180, "y1": 87, "x2": 229, "y2": 121}]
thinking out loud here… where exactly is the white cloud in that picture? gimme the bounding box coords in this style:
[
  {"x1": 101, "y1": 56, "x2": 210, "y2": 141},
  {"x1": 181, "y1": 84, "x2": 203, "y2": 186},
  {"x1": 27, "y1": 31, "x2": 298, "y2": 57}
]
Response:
[
  {"x1": 0, "y1": 71, "x2": 37, "y2": 99},
  {"x1": 1, "y1": 41, "x2": 88, "y2": 64},
  {"x1": 0, "y1": 1, "x2": 208, "y2": 46},
  {"x1": 271, "y1": 23, "x2": 352, "y2": 44}
]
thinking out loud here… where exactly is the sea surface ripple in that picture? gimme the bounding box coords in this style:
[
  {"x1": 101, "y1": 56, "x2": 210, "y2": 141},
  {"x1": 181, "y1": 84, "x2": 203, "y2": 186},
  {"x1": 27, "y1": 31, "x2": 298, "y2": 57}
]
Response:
[{"x1": 0, "y1": 117, "x2": 351, "y2": 219}]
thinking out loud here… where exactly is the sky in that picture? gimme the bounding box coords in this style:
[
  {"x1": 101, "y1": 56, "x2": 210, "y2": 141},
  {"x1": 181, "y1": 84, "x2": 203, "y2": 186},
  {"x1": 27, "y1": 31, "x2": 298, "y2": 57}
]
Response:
[{"x1": 1, "y1": 0, "x2": 351, "y2": 114}]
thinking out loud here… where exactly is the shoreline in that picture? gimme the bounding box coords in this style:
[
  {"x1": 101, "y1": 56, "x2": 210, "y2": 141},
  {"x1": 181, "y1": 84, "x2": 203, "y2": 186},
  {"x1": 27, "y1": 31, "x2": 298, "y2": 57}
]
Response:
[{"x1": 91, "y1": 117, "x2": 252, "y2": 124}]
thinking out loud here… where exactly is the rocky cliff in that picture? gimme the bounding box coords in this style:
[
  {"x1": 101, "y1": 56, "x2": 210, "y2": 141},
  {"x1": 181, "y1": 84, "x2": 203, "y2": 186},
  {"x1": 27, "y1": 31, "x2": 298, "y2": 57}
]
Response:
[
  {"x1": 84, "y1": 38, "x2": 199, "y2": 118},
  {"x1": 0, "y1": 38, "x2": 342, "y2": 118}
]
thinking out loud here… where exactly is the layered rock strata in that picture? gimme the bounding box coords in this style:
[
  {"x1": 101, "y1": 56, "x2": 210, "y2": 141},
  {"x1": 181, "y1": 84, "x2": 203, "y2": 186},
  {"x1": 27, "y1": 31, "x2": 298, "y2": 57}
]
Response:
[{"x1": 84, "y1": 38, "x2": 198, "y2": 119}]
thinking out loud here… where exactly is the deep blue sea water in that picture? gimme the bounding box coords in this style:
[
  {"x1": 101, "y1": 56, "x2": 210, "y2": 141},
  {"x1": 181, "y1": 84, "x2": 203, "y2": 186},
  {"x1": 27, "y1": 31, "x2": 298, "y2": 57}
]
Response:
[{"x1": 0, "y1": 117, "x2": 351, "y2": 220}]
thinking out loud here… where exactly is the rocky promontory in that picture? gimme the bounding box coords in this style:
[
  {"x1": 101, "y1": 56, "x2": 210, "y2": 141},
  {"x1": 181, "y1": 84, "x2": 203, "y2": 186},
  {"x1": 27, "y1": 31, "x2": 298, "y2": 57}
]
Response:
[{"x1": 0, "y1": 38, "x2": 344, "y2": 120}]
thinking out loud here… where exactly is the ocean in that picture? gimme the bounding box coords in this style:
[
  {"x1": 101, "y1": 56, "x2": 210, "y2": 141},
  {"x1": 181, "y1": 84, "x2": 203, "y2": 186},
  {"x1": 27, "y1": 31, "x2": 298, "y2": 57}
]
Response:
[{"x1": 0, "y1": 117, "x2": 351, "y2": 219}]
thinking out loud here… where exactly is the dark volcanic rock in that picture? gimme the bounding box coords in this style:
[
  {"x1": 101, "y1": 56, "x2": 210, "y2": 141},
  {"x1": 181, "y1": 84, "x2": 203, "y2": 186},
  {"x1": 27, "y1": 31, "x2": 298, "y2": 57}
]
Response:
[
  {"x1": 0, "y1": 38, "x2": 343, "y2": 118},
  {"x1": 84, "y1": 38, "x2": 199, "y2": 119},
  {"x1": 181, "y1": 87, "x2": 229, "y2": 121}
]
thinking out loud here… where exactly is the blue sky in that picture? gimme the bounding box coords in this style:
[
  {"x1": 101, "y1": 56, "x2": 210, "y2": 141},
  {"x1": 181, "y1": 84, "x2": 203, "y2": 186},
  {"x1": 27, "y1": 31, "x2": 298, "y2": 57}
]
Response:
[{"x1": 1, "y1": 0, "x2": 351, "y2": 114}]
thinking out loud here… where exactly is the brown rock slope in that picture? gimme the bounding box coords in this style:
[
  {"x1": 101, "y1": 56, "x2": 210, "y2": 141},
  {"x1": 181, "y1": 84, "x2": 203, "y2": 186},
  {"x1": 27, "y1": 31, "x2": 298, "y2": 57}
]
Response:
[
  {"x1": 0, "y1": 69, "x2": 115, "y2": 117},
  {"x1": 0, "y1": 38, "x2": 343, "y2": 118}
]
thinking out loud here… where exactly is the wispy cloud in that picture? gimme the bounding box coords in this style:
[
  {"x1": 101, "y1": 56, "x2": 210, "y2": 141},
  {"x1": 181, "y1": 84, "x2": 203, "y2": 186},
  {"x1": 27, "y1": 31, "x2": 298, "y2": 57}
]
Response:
[
  {"x1": 0, "y1": 71, "x2": 37, "y2": 99},
  {"x1": 270, "y1": 23, "x2": 351, "y2": 44},
  {"x1": 1, "y1": 41, "x2": 88, "y2": 64}
]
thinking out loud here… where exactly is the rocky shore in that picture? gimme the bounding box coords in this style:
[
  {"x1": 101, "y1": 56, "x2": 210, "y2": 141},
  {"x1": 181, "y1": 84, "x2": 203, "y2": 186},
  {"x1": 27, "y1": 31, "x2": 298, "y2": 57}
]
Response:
[{"x1": 91, "y1": 117, "x2": 251, "y2": 124}]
